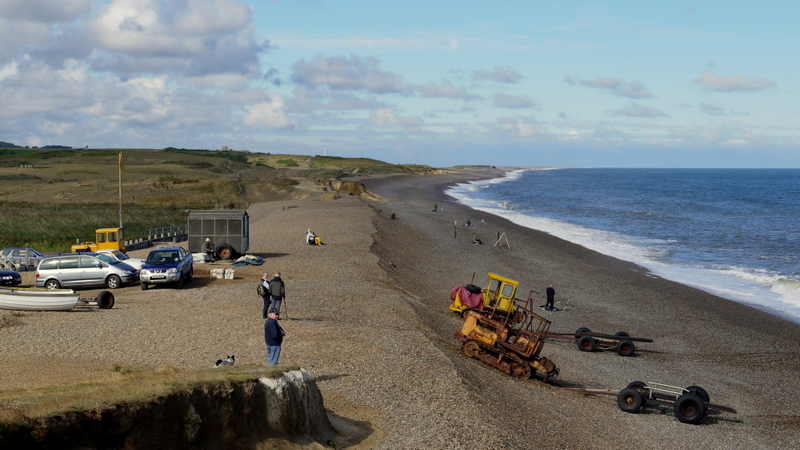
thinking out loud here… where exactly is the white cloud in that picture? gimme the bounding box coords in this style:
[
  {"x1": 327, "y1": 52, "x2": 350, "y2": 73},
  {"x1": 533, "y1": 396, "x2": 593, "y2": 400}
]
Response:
[
  {"x1": 493, "y1": 93, "x2": 535, "y2": 109},
  {"x1": 693, "y1": 71, "x2": 775, "y2": 92},
  {"x1": 292, "y1": 54, "x2": 409, "y2": 94},
  {"x1": 613, "y1": 103, "x2": 667, "y2": 117},
  {"x1": 243, "y1": 94, "x2": 294, "y2": 129},
  {"x1": 473, "y1": 66, "x2": 524, "y2": 84},
  {"x1": 565, "y1": 76, "x2": 654, "y2": 99},
  {"x1": 369, "y1": 108, "x2": 424, "y2": 129},
  {"x1": 417, "y1": 80, "x2": 476, "y2": 99}
]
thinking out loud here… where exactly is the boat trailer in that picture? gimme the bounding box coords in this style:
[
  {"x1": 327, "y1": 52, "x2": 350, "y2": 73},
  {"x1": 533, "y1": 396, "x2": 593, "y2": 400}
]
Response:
[
  {"x1": 543, "y1": 327, "x2": 653, "y2": 356},
  {"x1": 568, "y1": 381, "x2": 737, "y2": 424}
]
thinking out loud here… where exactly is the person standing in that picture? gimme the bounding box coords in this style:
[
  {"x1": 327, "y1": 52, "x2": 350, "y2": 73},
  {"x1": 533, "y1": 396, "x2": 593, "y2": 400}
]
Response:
[
  {"x1": 269, "y1": 272, "x2": 285, "y2": 314},
  {"x1": 259, "y1": 272, "x2": 271, "y2": 319},
  {"x1": 264, "y1": 310, "x2": 285, "y2": 366},
  {"x1": 545, "y1": 285, "x2": 556, "y2": 310}
]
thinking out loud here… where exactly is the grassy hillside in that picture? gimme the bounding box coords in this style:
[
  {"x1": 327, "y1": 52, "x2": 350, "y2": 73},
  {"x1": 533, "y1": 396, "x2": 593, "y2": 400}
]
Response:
[{"x1": 0, "y1": 148, "x2": 438, "y2": 250}]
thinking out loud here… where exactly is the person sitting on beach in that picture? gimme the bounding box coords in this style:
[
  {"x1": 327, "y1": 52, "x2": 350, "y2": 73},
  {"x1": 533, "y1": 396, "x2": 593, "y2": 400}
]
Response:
[
  {"x1": 463, "y1": 219, "x2": 471, "y2": 227},
  {"x1": 473, "y1": 234, "x2": 483, "y2": 245},
  {"x1": 203, "y1": 238, "x2": 215, "y2": 260}
]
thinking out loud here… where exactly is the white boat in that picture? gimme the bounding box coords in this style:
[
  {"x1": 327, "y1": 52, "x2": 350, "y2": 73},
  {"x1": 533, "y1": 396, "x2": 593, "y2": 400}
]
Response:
[{"x1": 0, "y1": 286, "x2": 80, "y2": 311}]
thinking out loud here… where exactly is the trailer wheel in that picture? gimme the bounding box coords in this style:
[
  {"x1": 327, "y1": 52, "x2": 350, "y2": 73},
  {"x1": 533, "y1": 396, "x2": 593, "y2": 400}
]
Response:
[
  {"x1": 577, "y1": 335, "x2": 596, "y2": 352},
  {"x1": 462, "y1": 341, "x2": 480, "y2": 358},
  {"x1": 685, "y1": 385, "x2": 710, "y2": 403},
  {"x1": 626, "y1": 381, "x2": 647, "y2": 390},
  {"x1": 617, "y1": 339, "x2": 636, "y2": 357},
  {"x1": 615, "y1": 331, "x2": 630, "y2": 338},
  {"x1": 675, "y1": 394, "x2": 705, "y2": 424},
  {"x1": 617, "y1": 388, "x2": 644, "y2": 413},
  {"x1": 574, "y1": 327, "x2": 591, "y2": 340},
  {"x1": 95, "y1": 291, "x2": 115, "y2": 309},
  {"x1": 215, "y1": 243, "x2": 235, "y2": 260}
]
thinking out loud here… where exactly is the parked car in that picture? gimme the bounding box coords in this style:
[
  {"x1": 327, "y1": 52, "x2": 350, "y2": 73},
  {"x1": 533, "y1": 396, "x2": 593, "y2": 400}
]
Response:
[
  {"x1": 0, "y1": 270, "x2": 22, "y2": 286},
  {"x1": 140, "y1": 247, "x2": 193, "y2": 289},
  {"x1": 96, "y1": 249, "x2": 144, "y2": 270},
  {"x1": 0, "y1": 247, "x2": 47, "y2": 270},
  {"x1": 35, "y1": 252, "x2": 138, "y2": 290}
]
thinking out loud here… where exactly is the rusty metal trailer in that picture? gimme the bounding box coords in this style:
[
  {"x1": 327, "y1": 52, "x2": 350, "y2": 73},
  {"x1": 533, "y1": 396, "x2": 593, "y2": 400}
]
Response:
[
  {"x1": 542, "y1": 327, "x2": 653, "y2": 356},
  {"x1": 569, "y1": 381, "x2": 736, "y2": 424}
]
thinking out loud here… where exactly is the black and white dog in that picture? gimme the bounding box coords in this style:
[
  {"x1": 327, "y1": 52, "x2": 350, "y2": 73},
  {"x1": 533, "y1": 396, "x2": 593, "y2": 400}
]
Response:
[{"x1": 214, "y1": 355, "x2": 235, "y2": 368}]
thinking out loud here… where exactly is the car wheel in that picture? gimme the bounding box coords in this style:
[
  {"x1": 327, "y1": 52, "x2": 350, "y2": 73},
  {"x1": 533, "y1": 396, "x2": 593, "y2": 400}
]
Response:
[
  {"x1": 44, "y1": 279, "x2": 61, "y2": 289},
  {"x1": 106, "y1": 275, "x2": 122, "y2": 289},
  {"x1": 141, "y1": 282, "x2": 148, "y2": 290},
  {"x1": 175, "y1": 275, "x2": 184, "y2": 289}
]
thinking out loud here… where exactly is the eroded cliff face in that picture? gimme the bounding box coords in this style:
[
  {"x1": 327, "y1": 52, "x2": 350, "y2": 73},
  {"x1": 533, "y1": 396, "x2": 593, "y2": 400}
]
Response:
[
  {"x1": 325, "y1": 181, "x2": 386, "y2": 201},
  {"x1": 1, "y1": 369, "x2": 335, "y2": 449}
]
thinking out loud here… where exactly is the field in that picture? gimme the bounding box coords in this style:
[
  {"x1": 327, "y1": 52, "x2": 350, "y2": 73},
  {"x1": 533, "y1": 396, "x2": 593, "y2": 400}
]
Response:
[{"x1": 0, "y1": 148, "x2": 435, "y2": 250}]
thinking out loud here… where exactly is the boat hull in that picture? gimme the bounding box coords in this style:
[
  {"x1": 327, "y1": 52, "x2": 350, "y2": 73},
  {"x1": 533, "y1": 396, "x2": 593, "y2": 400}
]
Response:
[{"x1": 0, "y1": 286, "x2": 79, "y2": 311}]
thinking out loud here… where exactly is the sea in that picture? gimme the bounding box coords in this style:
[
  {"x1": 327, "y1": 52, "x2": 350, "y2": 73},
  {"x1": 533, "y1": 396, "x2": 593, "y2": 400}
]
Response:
[{"x1": 446, "y1": 168, "x2": 800, "y2": 325}]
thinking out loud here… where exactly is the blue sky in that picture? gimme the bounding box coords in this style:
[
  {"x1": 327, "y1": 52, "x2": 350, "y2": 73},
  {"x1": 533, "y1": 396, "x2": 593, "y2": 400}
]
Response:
[{"x1": 1, "y1": 1, "x2": 798, "y2": 167}]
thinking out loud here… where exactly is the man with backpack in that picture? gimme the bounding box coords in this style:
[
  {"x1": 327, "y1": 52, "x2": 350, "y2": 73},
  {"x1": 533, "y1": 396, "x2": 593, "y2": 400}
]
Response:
[{"x1": 269, "y1": 272, "x2": 285, "y2": 315}]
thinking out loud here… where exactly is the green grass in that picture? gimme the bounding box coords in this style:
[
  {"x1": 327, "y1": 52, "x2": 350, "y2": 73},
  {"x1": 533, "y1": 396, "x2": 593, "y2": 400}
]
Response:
[
  {"x1": 0, "y1": 364, "x2": 296, "y2": 426},
  {"x1": 0, "y1": 202, "x2": 191, "y2": 251}
]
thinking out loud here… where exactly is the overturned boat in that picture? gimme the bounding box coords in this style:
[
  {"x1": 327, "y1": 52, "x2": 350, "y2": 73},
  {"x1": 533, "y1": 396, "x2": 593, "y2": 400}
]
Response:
[{"x1": 0, "y1": 287, "x2": 114, "y2": 311}]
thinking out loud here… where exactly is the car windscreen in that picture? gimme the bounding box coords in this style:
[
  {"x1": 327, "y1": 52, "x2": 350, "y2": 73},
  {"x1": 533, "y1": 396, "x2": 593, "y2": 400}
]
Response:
[
  {"x1": 94, "y1": 254, "x2": 118, "y2": 265},
  {"x1": 147, "y1": 252, "x2": 173, "y2": 263}
]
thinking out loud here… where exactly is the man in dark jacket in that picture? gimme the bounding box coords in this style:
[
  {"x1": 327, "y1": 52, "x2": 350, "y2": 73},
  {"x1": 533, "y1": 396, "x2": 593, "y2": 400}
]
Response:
[
  {"x1": 545, "y1": 285, "x2": 556, "y2": 310},
  {"x1": 264, "y1": 309, "x2": 285, "y2": 366},
  {"x1": 268, "y1": 272, "x2": 285, "y2": 315}
]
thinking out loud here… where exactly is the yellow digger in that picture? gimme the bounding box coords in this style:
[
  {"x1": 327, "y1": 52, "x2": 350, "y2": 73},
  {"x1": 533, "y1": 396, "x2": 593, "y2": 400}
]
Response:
[
  {"x1": 71, "y1": 227, "x2": 127, "y2": 253},
  {"x1": 449, "y1": 272, "x2": 526, "y2": 315}
]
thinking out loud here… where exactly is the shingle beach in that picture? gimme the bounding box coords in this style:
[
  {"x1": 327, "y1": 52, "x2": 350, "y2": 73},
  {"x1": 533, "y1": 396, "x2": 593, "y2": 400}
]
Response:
[{"x1": 2, "y1": 168, "x2": 799, "y2": 449}]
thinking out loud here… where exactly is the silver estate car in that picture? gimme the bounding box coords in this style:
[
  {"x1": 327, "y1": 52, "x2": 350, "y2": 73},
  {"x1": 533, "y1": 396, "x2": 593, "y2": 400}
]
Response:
[{"x1": 35, "y1": 252, "x2": 139, "y2": 289}]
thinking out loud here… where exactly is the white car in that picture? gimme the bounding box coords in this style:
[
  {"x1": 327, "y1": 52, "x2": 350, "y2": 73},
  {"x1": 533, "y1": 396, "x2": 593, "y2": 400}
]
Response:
[{"x1": 96, "y1": 249, "x2": 144, "y2": 270}]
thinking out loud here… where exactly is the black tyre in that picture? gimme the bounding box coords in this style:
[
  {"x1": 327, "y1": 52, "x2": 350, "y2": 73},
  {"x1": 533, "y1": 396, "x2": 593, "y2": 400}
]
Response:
[
  {"x1": 44, "y1": 279, "x2": 61, "y2": 289},
  {"x1": 141, "y1": 282, "x2": 148, "y2": 290},
  {"x1": 106, "y1": 274, "x2": 122, "y2": 289},
  {"x1": 615, "y1": 331, "x2": 630, "y2": 338},
  {"x1": 95, "y1": 291, "x2": 115, "y2": 309},
  {"x1": 685, "y1": 385, "x2": 710, "y2": 403},
  {"x1": 215, "y1": 243, "x2": 235, "y2": 260},
  {"x1": 574, "y1": 327, "x2": 591, "y2": 340},
  {"x1": 626, "y1": 381, "x2": 647, "y2": 390},
  {"x1": 617, "y1": 388, "x2": 644, "y2": 413},
  {"x1": 175, "y1": 275, "x2": 184, "y2": 289},
  {"x1": 186, "y1": 268, "x2": 193, "y2": 282},
  {"x1": 465, "y1": 284, "x2": 482, "y2": 294},
  {"x1": 617, "y1": 339, "x2": 636, "y2": 357},
  {"x1": 675, "y1": 394, "x2": 706, "y2": 424},
  {"x1": 577, "y1": 335, "x2": 596, "y2": 352}
]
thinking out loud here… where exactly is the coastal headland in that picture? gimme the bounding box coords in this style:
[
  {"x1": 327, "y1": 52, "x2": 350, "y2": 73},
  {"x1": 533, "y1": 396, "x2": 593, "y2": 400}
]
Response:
[{"x1": 1, "y1": 167, "x2": 799, "y2": 448}]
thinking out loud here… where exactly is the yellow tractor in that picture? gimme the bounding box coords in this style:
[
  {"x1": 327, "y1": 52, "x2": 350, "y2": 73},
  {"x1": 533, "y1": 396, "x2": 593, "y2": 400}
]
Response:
[
  {"x1": 449, "y1": 272, "x2": 525, "y2": 315},
  {"x1": 71, "y1": 227, "x2": 127, "y2": 253}
]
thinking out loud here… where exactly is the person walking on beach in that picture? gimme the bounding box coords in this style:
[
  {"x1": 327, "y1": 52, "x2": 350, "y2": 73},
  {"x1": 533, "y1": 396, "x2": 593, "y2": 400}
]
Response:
[
  {"x1": 259, "y1": 272, "x2": 271, "y2": 319},
  {"x1": 269, "y1": 272, "x2": 286, "y2": 315},
  {"x1": 264, "y1": 309, "x2": 285, "y2": 366},
  {"x1": 545, "y1": 285, "x2": 556, "y2": 310}
]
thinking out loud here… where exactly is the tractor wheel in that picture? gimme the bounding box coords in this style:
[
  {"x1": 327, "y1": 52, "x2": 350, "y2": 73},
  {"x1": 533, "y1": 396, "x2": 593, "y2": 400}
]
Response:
[
  {"x1": 511, "y1": 363, "x2": 532, "y2": 379},
  {"x1": 577, "y1": 335, "x2": 596, "y2": 352},
  {"x1": 106, "y1": 275, "x2": 122, "y2": 289},
  {"x1": 675, "y1": 394, "x2": 706, "y2": 424},
  {"x1": 685, "y1": 385, "x2": 710, "y2": 403},
  {"x1": 44, "y1": 279, "x2": 61, "y2": 289},
  {"x1": 615, "y1": 331, "x2": 630, "y2": 338},
  {"x1": 462, "y1": 341, "x2": 480, "y2": 358},
  {"x1": 574, "y1": 327, "x2": 591, "y2": 340},
  {"x1": 96, "y1": 291, "x2": 115, "y2": 309},
  {"x1": 617, "y1": 388, "x2": 644, "y2": 413},
  {"x1": 617, "y1": 339, "x2": 636, "y2": 357},
  {"x1": 215, "y1": 243, "x2": 235, "y2": 260}
]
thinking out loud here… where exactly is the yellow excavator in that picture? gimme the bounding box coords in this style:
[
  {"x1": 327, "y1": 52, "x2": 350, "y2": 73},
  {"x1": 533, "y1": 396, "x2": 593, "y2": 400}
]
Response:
[{"x1": 449, "y1": 272, "x2": 529, "y2": 315}]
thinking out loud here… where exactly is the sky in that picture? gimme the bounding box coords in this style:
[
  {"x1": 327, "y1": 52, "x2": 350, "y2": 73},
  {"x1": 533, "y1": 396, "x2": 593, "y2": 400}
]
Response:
[{"x1": 1, "y1": 0, "x2": 798, "y2": 168}]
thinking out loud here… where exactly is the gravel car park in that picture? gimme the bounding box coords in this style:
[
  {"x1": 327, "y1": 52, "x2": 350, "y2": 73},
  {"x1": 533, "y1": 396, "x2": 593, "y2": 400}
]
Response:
[{"x1": 35, "y1": 252, "x2": 139, "y2": 289}]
